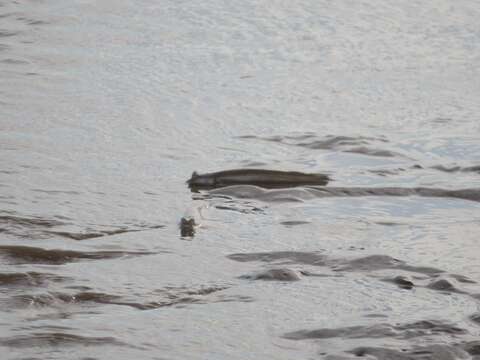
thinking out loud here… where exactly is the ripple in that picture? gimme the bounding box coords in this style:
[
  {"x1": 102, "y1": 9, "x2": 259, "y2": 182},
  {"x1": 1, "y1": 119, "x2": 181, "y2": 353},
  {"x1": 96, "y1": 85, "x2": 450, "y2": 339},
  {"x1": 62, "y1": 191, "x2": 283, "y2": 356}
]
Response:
[
  {"x1": 432, "y1": 164, "x2": 480, "y2": 174},
  {"x1": 227, "y1": 251, "x2": 327, "y2": 266},
  {"x1": 0, "y1": 332, "x2": 126, "y2": 348},
  {"x1": 238, "y1": 134, "x2": 403, "y2": 158},
  {"x1": 0, "y1": 212, "x2": 164, "y2": 240},
  {"x1": 284, "y1": 319, "x2": 467, "y2": 340},
  {"x1": 10, "y1": 286, "x2": 231, "y2": 311},
  {"x1": 208, "y1": 185, "x2": 480, "y2": 203},
  {"x1": 349, "y1": 344, "x2": 469, "y2": 360},
  {"x1": 0, "y1": 214, "x2": 65, "y2": 228},
  {"x1": 0, "y1": 30, "x2": 18, "y2": 38},
  {"x1": 0, "y1": 272, "x2": 66, "y2": 287}
]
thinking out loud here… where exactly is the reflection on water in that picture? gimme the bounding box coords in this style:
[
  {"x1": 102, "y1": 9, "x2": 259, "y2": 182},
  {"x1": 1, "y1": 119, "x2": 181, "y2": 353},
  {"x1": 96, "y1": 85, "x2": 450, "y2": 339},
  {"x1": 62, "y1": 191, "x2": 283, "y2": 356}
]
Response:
[{"x1": 1, "y1": 0, "x2": 480, "y2": 358}]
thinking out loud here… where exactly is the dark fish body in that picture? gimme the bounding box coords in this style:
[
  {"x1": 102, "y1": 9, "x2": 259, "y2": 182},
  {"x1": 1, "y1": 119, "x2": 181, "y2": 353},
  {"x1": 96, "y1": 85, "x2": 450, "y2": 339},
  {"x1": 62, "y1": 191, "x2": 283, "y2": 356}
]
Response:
[{"x1": 187, "y1": 169, "x2": 330, "y2": 190}]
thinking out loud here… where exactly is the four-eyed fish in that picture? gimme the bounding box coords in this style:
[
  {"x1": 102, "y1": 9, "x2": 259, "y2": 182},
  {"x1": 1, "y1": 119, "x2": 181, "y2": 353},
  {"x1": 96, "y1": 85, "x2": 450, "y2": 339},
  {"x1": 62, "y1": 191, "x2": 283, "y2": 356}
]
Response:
[{"x1": 187, "y1": 169, "x2": 330, "y2": 190}]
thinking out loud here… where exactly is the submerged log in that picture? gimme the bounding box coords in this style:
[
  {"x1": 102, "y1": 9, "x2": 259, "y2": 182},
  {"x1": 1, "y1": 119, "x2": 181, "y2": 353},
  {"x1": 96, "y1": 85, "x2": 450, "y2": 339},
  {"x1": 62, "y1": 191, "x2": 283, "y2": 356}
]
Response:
[{"x1": 187, "y1": 169, "x2": 330, "y2": 190}]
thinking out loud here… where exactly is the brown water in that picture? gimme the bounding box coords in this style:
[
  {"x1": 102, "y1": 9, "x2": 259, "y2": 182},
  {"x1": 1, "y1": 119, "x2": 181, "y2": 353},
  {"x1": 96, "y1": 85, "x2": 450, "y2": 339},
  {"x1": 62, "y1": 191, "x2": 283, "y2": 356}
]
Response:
[{"x1": 1, "y1": 0, "x2": 480, "y2": 359}]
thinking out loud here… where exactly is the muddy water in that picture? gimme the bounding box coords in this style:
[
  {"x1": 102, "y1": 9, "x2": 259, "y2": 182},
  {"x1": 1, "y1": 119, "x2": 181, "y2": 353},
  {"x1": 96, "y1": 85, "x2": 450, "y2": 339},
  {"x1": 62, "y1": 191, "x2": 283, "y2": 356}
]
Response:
[{"x1": 1, "y1": 0, "x2": 480, "y2": 359}]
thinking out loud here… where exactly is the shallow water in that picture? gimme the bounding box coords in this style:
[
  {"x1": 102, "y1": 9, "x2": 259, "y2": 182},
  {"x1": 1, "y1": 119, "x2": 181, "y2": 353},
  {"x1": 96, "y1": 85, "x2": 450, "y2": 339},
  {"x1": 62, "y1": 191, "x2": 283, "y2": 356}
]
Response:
[{"x1": 1, "y1": 0, "x2": 480, "y2": 359}]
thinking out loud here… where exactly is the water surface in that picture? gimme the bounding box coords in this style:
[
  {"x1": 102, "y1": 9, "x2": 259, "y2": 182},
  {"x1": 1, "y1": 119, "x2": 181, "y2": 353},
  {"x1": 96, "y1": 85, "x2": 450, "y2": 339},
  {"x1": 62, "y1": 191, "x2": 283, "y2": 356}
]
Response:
[{"x1": 1, "y1": 0, "x2": 480, "y2": 359}]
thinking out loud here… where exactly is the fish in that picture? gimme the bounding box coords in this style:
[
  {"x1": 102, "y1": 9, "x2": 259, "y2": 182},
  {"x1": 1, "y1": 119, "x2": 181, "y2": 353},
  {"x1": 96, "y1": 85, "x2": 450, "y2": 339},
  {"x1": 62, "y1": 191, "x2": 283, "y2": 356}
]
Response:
[{"x1": 187, "y1": 169, "x2": 330, "y2": 190}]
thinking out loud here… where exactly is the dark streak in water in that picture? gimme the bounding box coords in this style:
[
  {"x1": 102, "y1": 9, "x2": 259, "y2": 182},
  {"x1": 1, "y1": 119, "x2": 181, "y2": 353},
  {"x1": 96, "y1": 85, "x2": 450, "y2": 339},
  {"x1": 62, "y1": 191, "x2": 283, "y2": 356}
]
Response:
[
  {"x1": 227, "y1": 251, "x2": 327, "y2": 266},
  {"x1": 450, "y1": 274, "x2": 477, "y2": 284},
  {"x1": 227, "y1": 252, "x2": 443, "y2": 276},
  {"x1": 31, "y1": 189, "x2": 81, "y2": 195},
  {"x1": 0, "y1": 30, "x2": 18, "y2": 37},
  {"x1": 240, "y1": 268, "x2": 303, "y2": 281},
  {"x1": 280, "y1": 220, "x2": 311, "y2": 227},
  {"x1": 238, "y1": 134, "x2": 401, "y2": 158},
  {"x1": 208, "y1": 185, "x2": 480, "y2": 203},
  {"x1": 469, "y1": 313, "x2": 480, "y2": 325},
  {"x1": 432, "y1": 164, "x2": 480, "y2": 174},
  {"x1": 283, "y1": 319, "x2": 467, "y2": 340},
  {"x1": 0, "y1": 58, "x2": 28, "y2": 64},
  {"x1": 0, "y1": 245, "x2": 156, "y2": 265},
  {"x1": 46, "y1": 226, "x2": 164, "y2": 240},
  {"x1": 11, "y1": 286, "x2": 231, "y2": 311},
  {"x1": 0, "y1": 272, "x2": 66, "y2": 287},
  {"x1": 334, "y1": 255, "x2": 443, "y2": 275},
  {"x1": 0, "y1": 333, "x2": 126, "y2": 348},
  {"x1": 0, "y1": 214, "x2": 65, "y2": 228},
  {"x1": 0, "y1": 212, "x2": 164, "y2": 240},
  {"x1": 349, "y1": 344, "x2": 470, "y2": 360},
  {"x1": 344, "y1": 146, "x2": 400, "y2": 158}
]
